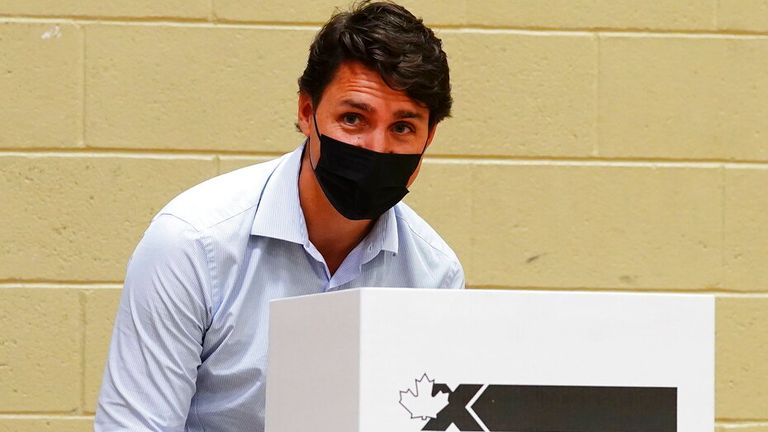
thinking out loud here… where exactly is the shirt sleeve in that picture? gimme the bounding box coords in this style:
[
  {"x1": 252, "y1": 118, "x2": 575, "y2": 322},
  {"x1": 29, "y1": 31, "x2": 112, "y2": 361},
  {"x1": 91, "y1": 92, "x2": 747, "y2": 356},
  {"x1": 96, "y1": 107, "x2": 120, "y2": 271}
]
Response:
[
  {"x1": 445, "y1": 260, "x2": 466, "y2": 289},
  {"x1": 95, "y1": 214, "x2": 213, "y2": 431}
]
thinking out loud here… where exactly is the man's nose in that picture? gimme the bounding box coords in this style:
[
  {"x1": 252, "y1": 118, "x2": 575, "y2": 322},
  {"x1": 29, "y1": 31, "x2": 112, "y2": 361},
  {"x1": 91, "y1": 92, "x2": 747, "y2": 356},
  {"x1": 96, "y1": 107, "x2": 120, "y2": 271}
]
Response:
[{"x1": 364, "y1": 129, "x2": 389, "y2": 153}]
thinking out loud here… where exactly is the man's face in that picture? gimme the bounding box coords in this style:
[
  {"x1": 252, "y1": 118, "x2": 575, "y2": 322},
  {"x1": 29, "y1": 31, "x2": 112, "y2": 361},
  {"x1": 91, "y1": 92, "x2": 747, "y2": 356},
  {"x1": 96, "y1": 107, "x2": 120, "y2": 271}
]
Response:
[{"x1": 298, "y1": 61, "x2": 436, "y2": 187}]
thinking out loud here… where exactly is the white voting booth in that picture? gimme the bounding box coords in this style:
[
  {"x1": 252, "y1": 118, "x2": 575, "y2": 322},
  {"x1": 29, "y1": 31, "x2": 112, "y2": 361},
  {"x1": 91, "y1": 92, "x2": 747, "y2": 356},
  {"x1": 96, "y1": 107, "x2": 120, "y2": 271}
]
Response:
[{"x1": 266, "y1": 288, "x2": 714, "y2": 432}]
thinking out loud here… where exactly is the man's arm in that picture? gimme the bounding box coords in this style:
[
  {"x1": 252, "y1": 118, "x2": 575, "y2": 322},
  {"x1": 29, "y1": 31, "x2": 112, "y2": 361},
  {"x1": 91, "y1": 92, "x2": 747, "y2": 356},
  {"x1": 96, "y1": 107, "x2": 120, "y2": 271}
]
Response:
[
  {"x1": 446, "y1": 261, "x2": 466, "y2": 289},
  {"x1": 95, "y1": 214, "x2": 213, "y2": 431}
]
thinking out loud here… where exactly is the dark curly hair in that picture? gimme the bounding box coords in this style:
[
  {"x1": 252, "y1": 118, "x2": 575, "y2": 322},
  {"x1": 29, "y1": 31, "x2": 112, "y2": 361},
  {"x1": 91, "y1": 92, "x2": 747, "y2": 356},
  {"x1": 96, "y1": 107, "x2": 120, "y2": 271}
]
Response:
[{"x1": 298, "y1": 1, "x2": 452, "y2": 127}]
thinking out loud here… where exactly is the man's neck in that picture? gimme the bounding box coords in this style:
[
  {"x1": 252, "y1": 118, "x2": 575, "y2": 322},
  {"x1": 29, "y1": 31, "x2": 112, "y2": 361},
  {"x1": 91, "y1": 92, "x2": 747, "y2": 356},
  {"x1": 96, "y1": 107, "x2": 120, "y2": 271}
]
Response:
[{"x1": 298, "y1": 150, "x2": 375, "y2": 275}]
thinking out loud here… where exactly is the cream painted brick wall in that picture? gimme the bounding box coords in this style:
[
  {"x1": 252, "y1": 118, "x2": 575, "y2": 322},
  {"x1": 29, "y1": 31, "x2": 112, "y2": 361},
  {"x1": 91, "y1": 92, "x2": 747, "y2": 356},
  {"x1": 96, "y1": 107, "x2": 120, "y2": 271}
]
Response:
[
  {"x1": 467, "y1": 0, "x2": 717, "y2": 30},
  {"x1": 716, "y1": 297, "x2": 768, "y2": 419},
  {"x1": 0, "y1": 417, "x2": 92, "y2": 432},
  {"x1": 599, "y1": 35, "x2": 768, "y2": 162},
  {"x1": 725, "y1": 167, "x2": 768, "y2": 291},
  {"x1": 719, "y1": 0, "x2": 768, "y2": 32},
  {"x1": 470, "y1": 163, "x2": 724, "y2": 289},
  {"x1": 86, "y1": 25, "x2": 315, "y2": 152},
  {"x1": 83, "y1": 288, "x2": 122, "y2": 413},
  {"x1": 403, "y1": 161, "x2": 473, "y2": 274},
  {"x1": 0, "y1": 288, "x2": 81, "y2": 411},
  {"x1": 0, "y1": 22, "x2": 82, "y2": 148},
  {"x1": 440, "y1": 31, "x2": 597, "y2": 157},
  {"x1": 217, "y1": 155, "x2": 277, "y2": 175},
  {"x1": 2, "y1": 0, "x2": 767, "y2": 427},
  {"x1": 214, "y1": 0, "x2": 721, "y2": 30},
  {"x1": 214, "y1": 0, "x2": 465, "y2": 25},
  {"x1": 0, "y1": 1, "x2": 209, "y2": 20},
  {"x1": 0, "y1": 156, "x2": 216, "y2": 281},
  {"x1": 717, "y1": 427, "x2": 768, "y2": 432}
]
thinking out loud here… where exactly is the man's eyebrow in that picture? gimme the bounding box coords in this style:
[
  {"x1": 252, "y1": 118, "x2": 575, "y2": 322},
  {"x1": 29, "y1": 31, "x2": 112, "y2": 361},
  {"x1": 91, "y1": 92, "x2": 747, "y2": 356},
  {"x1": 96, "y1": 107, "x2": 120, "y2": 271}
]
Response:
[
  {"x1": 394, "y1": 110, "x2": 424, "y2": 120},
  {"x1": 341, "y1": 99, "x2": 374, "y2": 112},
  {"x1": 340, "y1": 99, "x2": 425, "y2": 120}
]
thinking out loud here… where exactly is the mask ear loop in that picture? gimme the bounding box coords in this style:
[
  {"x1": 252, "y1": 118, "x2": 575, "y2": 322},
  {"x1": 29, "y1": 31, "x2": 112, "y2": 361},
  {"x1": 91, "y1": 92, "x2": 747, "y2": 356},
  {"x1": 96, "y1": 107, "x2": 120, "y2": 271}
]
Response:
[
  {"x1": 312, "y1": 110, "x2": 323, "y2": 141},
  {"x1": 307, "y1": 109, "x2": 322, "y2": 171}
]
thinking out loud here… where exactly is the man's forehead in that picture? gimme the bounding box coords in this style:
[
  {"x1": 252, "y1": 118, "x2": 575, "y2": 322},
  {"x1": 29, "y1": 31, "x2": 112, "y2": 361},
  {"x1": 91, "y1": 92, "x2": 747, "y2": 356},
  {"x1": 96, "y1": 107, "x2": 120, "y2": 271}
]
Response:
[{"x1": 322, "y1": 62, "x2": 429, "y2": 115}]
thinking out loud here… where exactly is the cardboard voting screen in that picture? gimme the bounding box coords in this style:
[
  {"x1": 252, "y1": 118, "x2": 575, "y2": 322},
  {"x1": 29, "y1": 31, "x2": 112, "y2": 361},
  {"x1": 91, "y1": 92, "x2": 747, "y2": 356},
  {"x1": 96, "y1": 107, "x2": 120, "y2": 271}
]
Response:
[{"x1": 267, "y1": 288, "x2": 714, "y2": 432}]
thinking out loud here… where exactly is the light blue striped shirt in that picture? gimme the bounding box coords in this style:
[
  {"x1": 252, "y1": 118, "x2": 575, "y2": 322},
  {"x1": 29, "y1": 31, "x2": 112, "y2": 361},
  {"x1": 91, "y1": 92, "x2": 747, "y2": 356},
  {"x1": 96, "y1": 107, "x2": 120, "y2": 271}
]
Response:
[{"x1": 95, "y1": 144, "x2": 464, "y2": 431}]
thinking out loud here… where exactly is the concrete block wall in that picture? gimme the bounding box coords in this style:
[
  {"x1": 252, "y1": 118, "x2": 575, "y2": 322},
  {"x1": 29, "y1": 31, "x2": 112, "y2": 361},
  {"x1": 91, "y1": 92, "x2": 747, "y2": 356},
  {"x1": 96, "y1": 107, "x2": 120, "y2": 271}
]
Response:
[{"x1": 1, "y1": 1, "x2": 766, "y2": 429}]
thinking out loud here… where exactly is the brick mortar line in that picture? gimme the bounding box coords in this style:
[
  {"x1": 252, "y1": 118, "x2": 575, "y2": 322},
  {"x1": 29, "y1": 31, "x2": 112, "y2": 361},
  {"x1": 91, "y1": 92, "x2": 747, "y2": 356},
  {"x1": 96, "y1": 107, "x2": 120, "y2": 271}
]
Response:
[
  {"x1": 0, "y1": 14, "x2": 212, "y2": 25},
  {"x1": 448, "y1": 27, "x2": 768, "y2": 39},
  {"x1": 2, "y1": 15, "x2": 768, "y2": 37},
  {"x1": 0, "y1": 412, "x2": 92, "y2": 417},
  {"x1": 445, "y1": 26, "x2": 768, "y2": 38},
  {"x1": 4, "y1": 283, "x2": 765, "y2": 295},
  {"x1": 1, "y1": 149, "x2": 768, "y2": 167},
  {"x1": 426, "y1": 158, "x2": 727, "y2": 168},
  {"x1": 467, "y1": 286, "x2": 768, "y2": 295},
  {"x1": 0, "y1": 150, "x2": 220, "y2": 160},
  {"x1": 0, "y1": 282, "x2": 124, "y2": 288},
  {"x1": 0, "y1": 16, "x2": 314, "y2": 30},
  {"x1": 716, "y1": 420, "x2": 768, "y2": 425}
]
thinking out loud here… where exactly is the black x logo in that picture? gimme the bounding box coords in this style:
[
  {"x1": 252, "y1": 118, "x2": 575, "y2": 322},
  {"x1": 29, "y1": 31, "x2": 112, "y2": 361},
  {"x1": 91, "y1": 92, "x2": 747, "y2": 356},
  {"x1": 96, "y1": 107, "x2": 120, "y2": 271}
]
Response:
[{"x1": 422, "y1": 384, "x2": 483, "y2": 431}]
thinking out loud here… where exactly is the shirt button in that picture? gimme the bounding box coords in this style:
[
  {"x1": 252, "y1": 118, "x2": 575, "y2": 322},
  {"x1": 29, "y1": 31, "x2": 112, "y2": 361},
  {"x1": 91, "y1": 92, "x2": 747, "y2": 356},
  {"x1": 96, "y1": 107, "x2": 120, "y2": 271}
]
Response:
[{"x1": 367, "y1": 245, "x2": 373, "y2": 252}]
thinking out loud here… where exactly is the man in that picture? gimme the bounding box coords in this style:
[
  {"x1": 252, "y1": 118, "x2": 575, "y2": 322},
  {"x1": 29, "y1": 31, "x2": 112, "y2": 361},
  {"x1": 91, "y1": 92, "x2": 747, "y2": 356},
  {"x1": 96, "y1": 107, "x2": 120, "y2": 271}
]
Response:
[{"x1": 95, "y1": 1, "x2": 463, "y2": 430}]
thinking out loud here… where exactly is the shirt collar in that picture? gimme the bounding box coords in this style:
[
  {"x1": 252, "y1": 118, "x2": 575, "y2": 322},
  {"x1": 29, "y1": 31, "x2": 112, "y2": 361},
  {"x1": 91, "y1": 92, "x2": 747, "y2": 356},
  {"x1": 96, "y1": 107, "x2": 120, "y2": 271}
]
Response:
[
  {"x1": 250, "y1": 145, "x2": 308, "y2": 245},
  {"x1": 250, "y1": 142, "x2": 400, "y2": 257},
  {"x1": 361, "y1": 206, "x2": 399, "y2": 262}
]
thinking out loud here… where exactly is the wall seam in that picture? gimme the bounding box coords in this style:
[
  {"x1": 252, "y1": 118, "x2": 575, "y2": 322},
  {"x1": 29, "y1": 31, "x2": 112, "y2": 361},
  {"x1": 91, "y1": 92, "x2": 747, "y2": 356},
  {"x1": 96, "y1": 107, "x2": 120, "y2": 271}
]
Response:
[
  {"x1": 468, "y1": 162, "x2": 476, "y2": 281},
  {"x1": 0, "y1": 283, "x2": 124, "y2": 289},
  {"x1": 720, "y1": 164, "x2": 727, "y2": 290},
  {"x1": 0, "y1": 411, "x2": 93, "y2": 416},
  {"x1": 0, "y1": 15, "x2": 210, "y2": 24},
  {"x1": 81, "y1": 23, "x2": 87, "y2": 148},
  {"x1": 214, "y1": 154, "x2": 222, "y2": 175},
  {"x1": 466, "y1": 286, "x2": 768, "y2": 295},
  {"x1": 715, "y1": 419, "x2": 768, "y2": 424},
  {"x1": 2, "y1": 149, "x2": 768, "y2": 166},
  {"x1": 0, "y1": 414, "x2": 95, "y2": 419},
  {"x1": 0, "y1": 280, "x2": 125, "y2": 286},
  {"x1": 2, "y1": 15, "x2": 768, "y2": 36},
  {"x1": 593, "y1": 32, "x2": 601, "y2": 157},
  {"x1": 78, "y1": 290, "x2": 87, "y2": 415}
]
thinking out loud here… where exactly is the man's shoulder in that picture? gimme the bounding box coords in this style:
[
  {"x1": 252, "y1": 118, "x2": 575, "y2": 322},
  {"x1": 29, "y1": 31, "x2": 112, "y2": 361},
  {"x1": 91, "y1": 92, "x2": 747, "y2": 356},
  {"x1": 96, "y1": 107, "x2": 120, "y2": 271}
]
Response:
[
  {"x1": 155, "y1": 155, "x2": 286, "y2": 231},
  {"x1": 393, "y1": 202, "x2": 460, "y2": 265}
]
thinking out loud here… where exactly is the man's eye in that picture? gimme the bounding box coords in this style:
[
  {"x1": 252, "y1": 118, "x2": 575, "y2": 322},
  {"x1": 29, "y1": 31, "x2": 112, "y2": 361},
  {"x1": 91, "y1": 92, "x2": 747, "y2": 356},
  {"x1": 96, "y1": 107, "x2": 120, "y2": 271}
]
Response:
[
  {"x1": 342, "y1": 113, "x2": 361, "y2": 125},
  {"x1": 392, "y1": 122, "x2": 415, "y2": 134}
]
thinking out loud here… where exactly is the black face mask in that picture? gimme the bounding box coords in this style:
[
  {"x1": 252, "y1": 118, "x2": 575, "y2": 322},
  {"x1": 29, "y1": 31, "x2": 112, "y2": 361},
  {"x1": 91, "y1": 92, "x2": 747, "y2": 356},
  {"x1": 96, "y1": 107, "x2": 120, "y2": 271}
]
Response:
[{"x1": 310, "y1": 112, "x2": 426, "y2": 220}]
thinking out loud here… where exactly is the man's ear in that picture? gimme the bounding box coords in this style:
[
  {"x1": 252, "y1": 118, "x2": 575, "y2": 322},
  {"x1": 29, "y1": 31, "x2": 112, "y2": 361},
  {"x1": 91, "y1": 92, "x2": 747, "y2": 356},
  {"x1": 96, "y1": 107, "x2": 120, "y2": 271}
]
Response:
[{"x1": 297, "y1": 92, "x2": 314, "y2": 137}]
